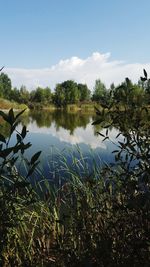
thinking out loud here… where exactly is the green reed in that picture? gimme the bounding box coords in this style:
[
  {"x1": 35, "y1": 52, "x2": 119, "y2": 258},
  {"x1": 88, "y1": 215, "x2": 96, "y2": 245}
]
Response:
[{"x1": 0, "y1": 105, "x2": 149, "y2": 267}]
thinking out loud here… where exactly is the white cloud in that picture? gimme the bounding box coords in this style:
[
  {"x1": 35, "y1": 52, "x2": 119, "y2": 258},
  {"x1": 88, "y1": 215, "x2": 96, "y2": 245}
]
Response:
[
  {"x1": 5, "y1": 52, "x2": 150, "y2": 91},
  {"x1": 17, "y1": 119, "x2": 123, "y2": 151},
  {"x1": 17, "y1": 120, "x2": 106, "y2": 149}
]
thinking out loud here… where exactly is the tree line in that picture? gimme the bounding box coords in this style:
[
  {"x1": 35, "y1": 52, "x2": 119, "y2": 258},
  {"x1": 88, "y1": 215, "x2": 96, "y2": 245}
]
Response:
[{"x1": 0, "y1": 71, "x2": 150, "y2": 108}]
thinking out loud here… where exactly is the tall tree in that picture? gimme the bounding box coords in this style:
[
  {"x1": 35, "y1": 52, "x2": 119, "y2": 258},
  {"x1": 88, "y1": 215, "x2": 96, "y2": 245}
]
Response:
[
  {"x1": 78, "y1": 83, "x2": 91, "y2": 101},
  {"x1": 10, "y1": 87, "x2": 21, "y2": 102},
  {"x1": 32, "y1": 87, "x2": 51, "y2": 103},
  {"x1": 19, "y1": 85, "x2": 30, "y2": 104},
  {"x1": 53, "y1": 80, "x2": 79, "y2": 107},
  {"x1": 92, "y1": 79, "x2": 107, "y2": 102},
  {"x1": 0, "y1": 72, "x2": 12, "y2": 99},
  {"x1": 114, "y1": 78, "x2": 145, "y2": 107},
  {"x1": 53, "y1": 84, "x2": 65, "y2": 107}
]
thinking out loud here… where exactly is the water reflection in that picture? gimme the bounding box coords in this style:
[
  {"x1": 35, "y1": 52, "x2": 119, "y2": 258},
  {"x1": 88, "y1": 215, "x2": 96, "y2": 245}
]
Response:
[
  {"x1": 0, "y1": 110, "x2": 119, "y2": 151},
  {"x1": 1, "y1": 110, "x2": 120, "y2": 177},
  {"x1": 24, "y1": 110, "x2": 94, "y2": 135}
]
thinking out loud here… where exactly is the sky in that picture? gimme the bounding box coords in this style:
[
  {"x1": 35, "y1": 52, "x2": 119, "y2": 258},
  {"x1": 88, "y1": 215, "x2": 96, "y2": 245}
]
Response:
[{"x1": 1, "y1": 0, "x2": 150, "y2": 90}]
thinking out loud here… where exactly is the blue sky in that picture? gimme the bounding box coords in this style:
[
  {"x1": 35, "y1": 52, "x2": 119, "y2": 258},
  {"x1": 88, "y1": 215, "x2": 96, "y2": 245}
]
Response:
[{"x1": 1, "y1": 0, "x2": 150, "y2": 89}]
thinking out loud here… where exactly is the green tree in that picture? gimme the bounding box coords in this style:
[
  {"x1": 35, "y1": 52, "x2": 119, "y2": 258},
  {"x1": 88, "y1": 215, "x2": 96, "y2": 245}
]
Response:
[
  {"x1": 53, "y1": 83, "x2": 65, "y2": 107},
  {"x1": 19, "y1": 85, "x2": 30, "y2": 104},
  {"x1": 34, "y1": 87, "x2": 45, "y2": 102},
  {"x1": 43, "y1": 87, "x2": 52, "y2": 103},
  {"x1": 53, "y1": 80, "x2": 79, "y2": 107},
  {"x1": 92, "y1": 79, "x2": 107, "y2": 102},
  {"x1": 10, "y1": 87, "x2": 21, "y2": 103},
  {"x1": 63, "y1": 80, "x2": 79, "y2": 104},
  {"x1": 142, "y1": 78, "x2": 150, "y2": 104},
  {"x1": 31, "y1": 87, "x2": 51, "y2": 104},
  {"x1": 0, "y1": 72, "x2": 12, "y2": 99},
  {"x1": 78, "y1": 83, "x2": 91, "y2": 101},
  {"x1": 114, "y1": 78, "x2": 145, "y2": 107}
]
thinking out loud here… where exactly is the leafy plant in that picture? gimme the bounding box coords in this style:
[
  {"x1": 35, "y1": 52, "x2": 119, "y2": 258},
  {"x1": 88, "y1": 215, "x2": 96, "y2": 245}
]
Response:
[
  {"x1": 0, "y1": 69, "x2": 149, "y2": 266},
  {"x1": 0, "y1": 108, "x2": 42, "y2": 266}
]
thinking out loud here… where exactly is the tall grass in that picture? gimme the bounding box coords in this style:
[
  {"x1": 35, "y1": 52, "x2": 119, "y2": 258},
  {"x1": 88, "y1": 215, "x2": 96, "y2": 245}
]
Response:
[
  {"x1": 0, "y1": 107, "x2": 149, "y2": 266},
  {"x1": 0, "y1": 98, "x2": 27, "y2": 110}
]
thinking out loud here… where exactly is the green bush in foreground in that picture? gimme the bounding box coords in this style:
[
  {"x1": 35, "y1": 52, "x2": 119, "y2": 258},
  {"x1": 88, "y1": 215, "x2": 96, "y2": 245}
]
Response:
[{"x1": 0, "y1": 71, "x2": 150, "y2": 266}]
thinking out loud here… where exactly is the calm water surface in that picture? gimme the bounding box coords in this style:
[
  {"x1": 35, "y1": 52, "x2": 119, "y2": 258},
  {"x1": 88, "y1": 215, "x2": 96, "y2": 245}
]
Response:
[{"x1": 12, "y1": 110, "x2": 121, "y2": 178}]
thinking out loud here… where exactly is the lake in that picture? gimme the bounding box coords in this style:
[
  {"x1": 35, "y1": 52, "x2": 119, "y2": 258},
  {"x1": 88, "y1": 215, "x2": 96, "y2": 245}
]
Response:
[
  {"x1": 1, "y1": 110, "x2": 124, "y2": 182},
  {"x1": 9, "y1": 110, "x2": 121, "y2": 180}
]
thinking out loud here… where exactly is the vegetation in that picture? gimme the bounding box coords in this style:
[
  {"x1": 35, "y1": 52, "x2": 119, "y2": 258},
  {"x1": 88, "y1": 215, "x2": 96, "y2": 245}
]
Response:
[
  {"x1": 0, "y1": 70, "x2": 150, "y2": 266},
  {"x1": 0, "y1": 98, "x2": 27, "y2": 110},
  {"x1": 1, "y1": 70, "x2": 150, "y2": 111}
]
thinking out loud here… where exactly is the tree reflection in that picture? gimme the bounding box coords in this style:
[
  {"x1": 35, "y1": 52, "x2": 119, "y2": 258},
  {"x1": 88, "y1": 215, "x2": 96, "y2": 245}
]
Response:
[
  {"x1": 27, "y1": 110, "x2": 93, "y2": 135},
  {"x1": 52, "y1": 110, "x2": 91, "y2": 135}
]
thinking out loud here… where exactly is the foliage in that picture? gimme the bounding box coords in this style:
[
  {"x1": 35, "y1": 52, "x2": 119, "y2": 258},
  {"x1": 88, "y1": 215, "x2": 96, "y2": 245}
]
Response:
[
  {"x1": 114, "y1": 78, "x2": 145, "y2": 108},
  {"x1": 53, "y1": 80, "x2": 80, "y2": 107},
  {"x1": 0, "y1": 73, "x2": 12, "y2": 99},
  {"x1": 92, "y1": 79, "x2": 107, "y2": 102},
  {"x1": 0, "y1": 108, "x2": 43, "y2": 266},
  {"x1": 0, "y1": 98, "x2": 27, "y2": 110},
  {"x1": 31, "y1": 87, "x2": 52, "y2": 103},
  {"x1": 78, "y1": 83, "x2": 91, "y2": 101},
  {"x1": 0, "y1": 70, "x2": 150, "y2": 266},
  {"x1": 1, "y1": 70, "x2": 150, "y2": 111}
]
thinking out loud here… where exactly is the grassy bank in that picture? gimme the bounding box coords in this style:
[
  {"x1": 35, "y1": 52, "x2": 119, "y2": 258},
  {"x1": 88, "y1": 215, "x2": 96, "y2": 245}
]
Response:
[
  {"x1": 66, "y1": 103, "x2": 96, "y2": 111},
  {"x1": 29, "y1": 102, "x2": 99, "y2": 112},
  {"x1": 0, "y1": 98, "x2": 28, "y2": 110}
]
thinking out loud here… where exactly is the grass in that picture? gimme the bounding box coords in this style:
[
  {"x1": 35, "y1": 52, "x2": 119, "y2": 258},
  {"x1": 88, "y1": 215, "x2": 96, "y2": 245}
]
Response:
[
  {"x1": 0, "y1": 107, "x2": 149, "y2": 267},
  {"x1": 0, "y1": 146, "x2": 149, "y2": 266},
  {"x1": 0, "y1": 98, "x2": 28, "y2": 110}
]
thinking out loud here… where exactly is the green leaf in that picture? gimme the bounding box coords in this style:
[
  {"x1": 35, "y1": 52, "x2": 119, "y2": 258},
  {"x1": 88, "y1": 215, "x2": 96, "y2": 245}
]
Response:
[
  {"x1": 26, "y1": 161, "x2": 40, "y2": 177},
  {"x1": 96, "y1": 132, "x2": 105, "y2": 137},
  {"x1": 16, "y1": 134, "x2": 22, "y2": 143},
  {"x1": 0, "y1": 147, "x2": 13, "y2": 158},
  {"x1": 143, "y1": 69, "x2": 147, "y2": 79},
  {"x1": 94, "y1": 106, "x2": 101, "y2": 115},
  {"x1": 8, "y1": 108, "x2": 15, "y2": 124},
  {"x1": 92, "y1": 119, "x2": 104, "y2": 125},
  {"x1": 11, "y1": 121, "x2": 18, "y2": 134},
  {"x1": 15, "y1": 109, "x2": 26, "y2": 120},
  {"x1": 103, "y1": 136, "x2": 109, "y2": 142},
  {"x1": 116, "y1": 132, "x2": 122, "y2": 138},
  {"x1": 0, "y1": 110, "x2": 9, "y2": 123},
  {"x1": 31, "y1": 151, "x2": 41, "y2": 165},
  {"x1": 125, "y1": 77, "x2": 130, "y2": 85},
  {"x1": 21, "y1": 126, "x2": 27, "y2": 138},
  {"x1": 112, "y1": 150, "x2": 119, "y2": 154},
  {"x1": 140, "y1": 77, "x2": 147, "y2": 82}
]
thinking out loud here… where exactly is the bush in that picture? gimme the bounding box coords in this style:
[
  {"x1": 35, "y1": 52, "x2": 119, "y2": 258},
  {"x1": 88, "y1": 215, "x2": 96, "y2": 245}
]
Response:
[{"x1": 0, "y1": 70, "x2": 149, "y2": 266}]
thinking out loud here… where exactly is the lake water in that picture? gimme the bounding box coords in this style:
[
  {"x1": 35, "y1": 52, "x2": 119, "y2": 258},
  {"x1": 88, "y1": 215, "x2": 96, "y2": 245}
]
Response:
[{"x1": 11, "y1": 110, "x2": 121, "y2": 179}]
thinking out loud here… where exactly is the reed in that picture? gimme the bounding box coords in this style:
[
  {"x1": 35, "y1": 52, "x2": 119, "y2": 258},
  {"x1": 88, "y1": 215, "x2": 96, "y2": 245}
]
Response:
[{"x1": 0, "y1": 107, "x2": 149, "y2": 266}]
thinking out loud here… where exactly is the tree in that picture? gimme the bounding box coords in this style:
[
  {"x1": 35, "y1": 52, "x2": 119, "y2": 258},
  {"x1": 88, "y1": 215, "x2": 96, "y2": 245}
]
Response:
[
  {"x1": 78, "y1": 83, "x2": 91, "y2": 101},
  {"x1": 10, "y1": 87, "x2": 21, "y2": 102},
  {"x1": 141, "y1": 78, "x2": 150, "y2": 104},
  {"x1": 53, "y1": 80, "x2": 79, "y2": 107},
  {"x1": 19, "y1": 85, "x2": 30, "y2": 104},
  {"x1": 114, "y1": 78, "x2": 145, "y2": 107},
  {"x1": 62, "y1": 80, "x2": 79, "y2": 104},
  {"x1": 32, "y1": 87, "x2": 51, "y2": 103},
  {"x1": 43, "y1": 87, "x2": 52, "y2": 103},
  {"x1": 53, "y1": 84, "x2": 65, "y2": 107},
  {"x1": 0, "y1": 72, "x2": 12, "y2": 99},
  {"x1": 92, "y1": 79, "x2": 107, "y2": 102}
]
